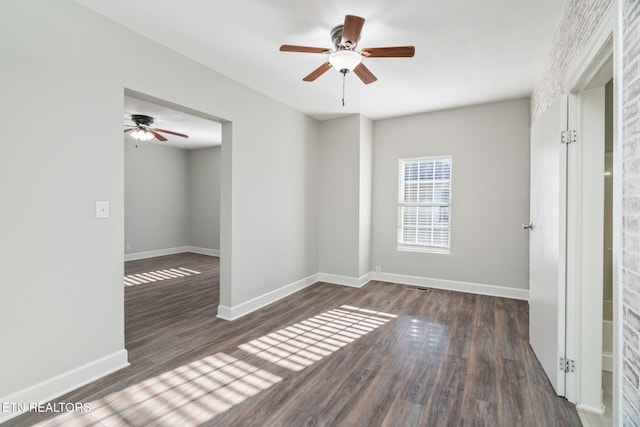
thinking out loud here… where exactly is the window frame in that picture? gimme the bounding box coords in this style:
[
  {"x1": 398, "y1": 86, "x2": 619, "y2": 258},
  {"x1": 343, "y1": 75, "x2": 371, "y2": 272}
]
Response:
[{"x1": 397, "y1": 155, "x2": 452, "y2": 254}]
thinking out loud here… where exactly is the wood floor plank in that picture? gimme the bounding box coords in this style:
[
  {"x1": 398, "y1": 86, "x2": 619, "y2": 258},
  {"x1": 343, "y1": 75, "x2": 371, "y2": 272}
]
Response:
[{"x1": 4, "y1": 253, "x2": 581, "y2": 427}]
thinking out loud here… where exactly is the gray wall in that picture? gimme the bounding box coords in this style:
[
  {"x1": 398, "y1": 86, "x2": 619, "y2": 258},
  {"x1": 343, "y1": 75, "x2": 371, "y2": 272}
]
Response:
[
  {"x1": 224, "y1": 105, "x2": 319, "y2": 306},
  {"x1": 189, "y1": 146, "x2": 221, "y2": 251},
  {"x1": 124, "y1": 143, "x2": 221, "y2": 255},
  {"x1": 317, "y1": 115, "x2": 373, "y2": 280},
  {"x1": 0, "y1": 0, "x2": 319, "y2": 402},
  {"x1": 358, "y1": 116, "x2": 373, "y2": 277},
  {"x1": 371, "y1": 98, "x2": 531, "y2": 289},
  {"x1": 124, "y1": 142, "x2": 190, "y2": 253},
  {"x1": 318, "y1": 115, "x2": 362, "y2": 278}
]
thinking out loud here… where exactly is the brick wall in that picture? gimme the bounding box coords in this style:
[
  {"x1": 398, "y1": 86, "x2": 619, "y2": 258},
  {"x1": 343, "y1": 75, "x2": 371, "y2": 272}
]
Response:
[
  {"x1": 531, "y1": 0, "x2": 613, "y2": 121},
  {"x1": 621, "y1": 0, "x2": 640, "y2": 424}
]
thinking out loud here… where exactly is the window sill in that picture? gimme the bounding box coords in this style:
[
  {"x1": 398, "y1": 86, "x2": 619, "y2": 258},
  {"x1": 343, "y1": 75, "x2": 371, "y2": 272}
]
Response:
[{"x1": 397, "y1": 246, "x2": 450, "y2": 255}]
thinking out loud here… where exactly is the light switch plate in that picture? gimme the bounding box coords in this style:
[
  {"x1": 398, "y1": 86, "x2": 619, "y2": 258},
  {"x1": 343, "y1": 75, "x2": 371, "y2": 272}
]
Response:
[{"x1": 96, "y1": 200, "x2": 109, "y2": 219}]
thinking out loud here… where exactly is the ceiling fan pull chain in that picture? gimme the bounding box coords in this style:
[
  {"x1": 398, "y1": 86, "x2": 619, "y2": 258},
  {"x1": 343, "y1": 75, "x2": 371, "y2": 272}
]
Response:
[{"x1": 341, "y1": 69, "x2": 347, "y2": 107}]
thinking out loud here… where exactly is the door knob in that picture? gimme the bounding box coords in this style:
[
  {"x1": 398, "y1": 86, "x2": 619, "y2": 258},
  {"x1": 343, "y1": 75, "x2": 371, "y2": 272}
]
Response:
[{"x1": 522, "y1": 222, "x2": 534, "y2": 230}]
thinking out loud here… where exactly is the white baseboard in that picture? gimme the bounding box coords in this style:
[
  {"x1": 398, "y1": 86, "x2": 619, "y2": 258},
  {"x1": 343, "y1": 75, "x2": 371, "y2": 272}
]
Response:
[
  {"x1": 124, "y1": 246, "x2": 190, "y2": 261},
  {"x1": 0, "y1": 349, "x2": 129, "y2": 424},
  {"x1": 316, "y1": 272, "x2": 371, "y2": 288},
  {"x1": 124, "y1": 246, "x2": 220, "y2": 261},
  {"x1": 602, "y1": 352, "x2": 613, "y2": 373},
  {"x1": 217, "y1": 270, "x2": 528, "y2": 322},
  {"x1": 217, "y1": 273, "x2": 319, "y2": 320},
  {"x1": 188, "y1": 246, "x2": 220, "y2": 257},
  {"x1": 576, "y1": 402, "x2": 606, "y2": 415},
  {"x1": 370, "y1": 272, "x2": 529, "y2": 301},
  {"x1": 216, "y1": 272, "x2": 372, "y2": 320}
]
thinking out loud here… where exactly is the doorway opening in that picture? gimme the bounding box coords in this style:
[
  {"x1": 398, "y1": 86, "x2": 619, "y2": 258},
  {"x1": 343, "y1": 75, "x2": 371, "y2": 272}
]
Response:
[
  {"x1": 600, "y1": 77, "x2": 614, "y2": 424},
  {"x1": 122, "y1": 88, "x2": 225, "y2": 351},
  {"x1": 566, "y1": 51, "x2": 616, "y2": 424},
  {"x1": 123, "y1": 89, "x2": 222, "y2": 261}
]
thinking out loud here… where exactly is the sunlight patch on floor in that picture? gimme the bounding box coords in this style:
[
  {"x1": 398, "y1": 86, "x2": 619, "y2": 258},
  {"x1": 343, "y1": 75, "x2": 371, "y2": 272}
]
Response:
[
  {"x1": 239, "y1": 305, "x2": 397, "y2": 371},
  {"x1": 32, "y1": 305, "x2": 397, "y2": 426},
  {"x1": 124, "y1": 267, "x2": 201, "y2": 286},
  {"x1": 34, "y1": 353, "x2": 282, "y2": 427}
]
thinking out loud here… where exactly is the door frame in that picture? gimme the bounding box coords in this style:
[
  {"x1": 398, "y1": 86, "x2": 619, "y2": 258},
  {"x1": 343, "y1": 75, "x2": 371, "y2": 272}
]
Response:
[{"x1": 563, "y1": 8, "x2": 616, "y2": 414}]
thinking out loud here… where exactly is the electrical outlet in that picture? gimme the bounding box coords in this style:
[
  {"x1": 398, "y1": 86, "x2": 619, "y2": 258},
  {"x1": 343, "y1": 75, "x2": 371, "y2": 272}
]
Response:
[
  {"x1": 126, "y1": 243, "x2": 132, "y2": 251},
  {"x1": 375, "y1": 266, "x2": 381, "y2": 273}
]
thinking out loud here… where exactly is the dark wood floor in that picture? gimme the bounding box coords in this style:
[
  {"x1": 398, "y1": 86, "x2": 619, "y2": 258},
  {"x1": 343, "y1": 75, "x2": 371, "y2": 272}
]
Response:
[{"x1": 6, "y1": 253, "x2": 581, "y2": 426}]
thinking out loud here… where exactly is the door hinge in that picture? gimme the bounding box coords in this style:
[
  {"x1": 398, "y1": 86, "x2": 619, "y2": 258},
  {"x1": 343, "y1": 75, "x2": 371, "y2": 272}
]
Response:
[
  {"x1": 560, "y1": 357, "x2": 576, "y2": 373},
  {"x1": 561, "y1": 129, "x2": 576, "y2": 144}
]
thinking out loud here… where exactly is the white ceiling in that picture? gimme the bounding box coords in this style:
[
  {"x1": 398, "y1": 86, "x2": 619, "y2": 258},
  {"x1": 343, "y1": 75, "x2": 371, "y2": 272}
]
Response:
[
  {"x1": 84, "y1": 0, "x2": 566, "y2": 138},
  {"x1": 124, "y1": 95, "x2": 222, "y2": 150}
]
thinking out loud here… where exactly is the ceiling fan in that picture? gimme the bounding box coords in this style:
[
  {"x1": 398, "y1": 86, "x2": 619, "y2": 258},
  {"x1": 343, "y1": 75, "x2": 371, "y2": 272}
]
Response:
[
  {"x1": 280, "y1": 14, "x2": 415, "y2": 85},
  {"x1": 124, "y1": 114, "x2": 189, "y2": 142}
]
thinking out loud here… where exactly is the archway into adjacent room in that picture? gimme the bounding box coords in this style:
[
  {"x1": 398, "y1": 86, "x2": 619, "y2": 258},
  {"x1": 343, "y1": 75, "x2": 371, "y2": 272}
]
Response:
[{"x1": 122, "y1": 88, "x2": 228, "y2": 354}]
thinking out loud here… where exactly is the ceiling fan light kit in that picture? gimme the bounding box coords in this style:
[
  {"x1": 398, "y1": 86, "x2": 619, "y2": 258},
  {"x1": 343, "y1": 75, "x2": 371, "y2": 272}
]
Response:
[
  {"x1": 279, "y1": 14, "x2": 415, "y2": 105},
  {"x1": 130, "y1": 129, "x2": 154, "y2": 141},
  {"x1": 329, "y1": 49, "x2": 361, "y2": 72}
]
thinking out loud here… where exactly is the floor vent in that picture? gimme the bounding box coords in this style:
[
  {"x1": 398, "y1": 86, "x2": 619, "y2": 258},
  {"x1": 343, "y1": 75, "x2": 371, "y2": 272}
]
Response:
[{"x1": 405, "y1": 286, "x2": 430, "y2": 291}]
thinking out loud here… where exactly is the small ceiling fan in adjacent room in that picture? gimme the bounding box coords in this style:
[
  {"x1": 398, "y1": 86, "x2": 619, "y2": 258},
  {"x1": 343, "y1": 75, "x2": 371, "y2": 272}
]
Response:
[
  {"x1": 124, "y1": 114, "x2": 189, "y2": 142},
  {"x1": 280, "y1": 14, "x2": 415, "y2": 85}
]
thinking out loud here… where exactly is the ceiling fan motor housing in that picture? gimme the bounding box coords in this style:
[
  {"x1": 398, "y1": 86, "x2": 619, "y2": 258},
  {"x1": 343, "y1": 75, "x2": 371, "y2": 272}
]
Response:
[
  {"x1": 331, "y1": 24, "x2": 359, "y2": 49},
  {"x1": 131, "y1": 114, "x2": 154, "y2": 127}
]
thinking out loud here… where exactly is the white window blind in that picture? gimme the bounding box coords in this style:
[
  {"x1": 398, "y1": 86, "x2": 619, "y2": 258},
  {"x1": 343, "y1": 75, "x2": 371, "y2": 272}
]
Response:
[{"x1": 398, "y1": 156, "x2": 452, "y2": 253}]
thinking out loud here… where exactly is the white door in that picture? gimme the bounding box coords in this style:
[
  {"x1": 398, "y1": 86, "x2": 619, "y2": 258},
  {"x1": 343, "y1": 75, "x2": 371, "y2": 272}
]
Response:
[{"x1": 529, "y1": 95, "x2": 568, "y2": 395}]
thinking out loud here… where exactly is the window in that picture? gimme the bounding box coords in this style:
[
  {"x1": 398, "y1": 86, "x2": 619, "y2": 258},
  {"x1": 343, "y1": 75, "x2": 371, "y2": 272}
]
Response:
[{"x1": 398, "y1": 156, "x2": 452, "y2": 253}]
